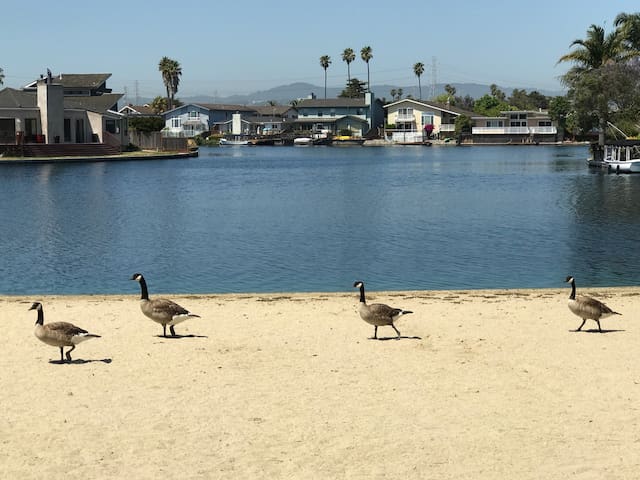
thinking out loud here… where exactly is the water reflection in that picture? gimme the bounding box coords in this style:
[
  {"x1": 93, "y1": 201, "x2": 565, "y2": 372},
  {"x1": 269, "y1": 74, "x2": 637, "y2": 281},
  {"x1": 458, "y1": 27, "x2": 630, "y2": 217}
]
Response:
[{"x1": 4, "y1": 144, "x2": 639, "y2": 294}]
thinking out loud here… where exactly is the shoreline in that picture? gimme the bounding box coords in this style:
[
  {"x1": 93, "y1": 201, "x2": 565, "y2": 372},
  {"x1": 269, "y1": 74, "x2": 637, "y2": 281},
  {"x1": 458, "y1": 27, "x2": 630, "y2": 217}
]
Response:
[{"x1": 5, "y1": 285, "x2": 639, "y2": 478}]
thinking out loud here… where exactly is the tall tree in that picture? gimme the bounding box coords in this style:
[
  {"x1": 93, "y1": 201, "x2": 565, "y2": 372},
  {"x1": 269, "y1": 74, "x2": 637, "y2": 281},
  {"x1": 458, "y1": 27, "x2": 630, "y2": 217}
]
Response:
[
  {"x1": 319, "y1": 55, "x2": 331, "y2": 99},
  {"x1": 413, "y1": 62, "x2": 425, "y2": 99},
  {"x1": 360, "y1": 46, "x2": 373, "y2": 92},
  {"x1": 0, "y1": 67, "x2": 4, "y2": 86},
  {"x1": 489, "y1": 84, "x2": 506, "y2": 102},
  {"x1": 342, "y1": 48, "x2": 356, "y2": 83},
  {"x1": 339, "y1": 78, "x2": 367, "y2": 98},
  {"x1": 158, "y1": 56, "x2": 182, "y2": 111},
  {"x1": 558, "y1": 23, "x2": 633, "y2": 143}
]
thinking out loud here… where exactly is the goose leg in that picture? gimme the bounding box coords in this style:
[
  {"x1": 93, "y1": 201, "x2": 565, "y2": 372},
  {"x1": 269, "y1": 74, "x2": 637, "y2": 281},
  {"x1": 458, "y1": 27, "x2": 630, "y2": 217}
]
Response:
[
  {"x1": 371, "y1": 326, "x2": 378, "y2": 340},
  {"x1": 596, "y1": 319, "x2": 602, "y2": 333},
  {"x1": 59, "y1": 347, "x2": 64, "y2": 362},
  {"x1": 170, "y1": 325, "x2": 177, "y2": 337},
  {"x1": 66, "y1": 345, "x2": 75, "y2": 362},
  {"x1": 162, "y1": 324, "x2": 167, "y2": 337},
  {"x1": 576, "y1": 319, "x2": 587, "y2": 331},
  {"x1": 391, "y1": 324, "x2": 401, "y2": 339}
]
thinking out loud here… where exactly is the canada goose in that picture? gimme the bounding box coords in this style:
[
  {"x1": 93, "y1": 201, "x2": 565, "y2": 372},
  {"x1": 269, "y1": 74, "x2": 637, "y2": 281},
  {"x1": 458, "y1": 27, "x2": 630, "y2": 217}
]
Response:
[
  {"x1": 353, "y1": 281, "x2": 413, "y2": 339},
  {"x1": 565, "y1": 276, "x2": 621, "y2": 332},
  {"x1": 130, "y1": 273, "x2": 200, "y2": 337},
  {"x1": 28, "y1": 302, "x2": 100, "y2": 362}
]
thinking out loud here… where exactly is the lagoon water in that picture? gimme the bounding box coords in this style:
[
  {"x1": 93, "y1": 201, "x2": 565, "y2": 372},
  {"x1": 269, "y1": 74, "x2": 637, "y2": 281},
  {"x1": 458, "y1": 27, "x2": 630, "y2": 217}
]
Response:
[{"x1": 2, "y1": 144, "x2": 640, "y2": 295}]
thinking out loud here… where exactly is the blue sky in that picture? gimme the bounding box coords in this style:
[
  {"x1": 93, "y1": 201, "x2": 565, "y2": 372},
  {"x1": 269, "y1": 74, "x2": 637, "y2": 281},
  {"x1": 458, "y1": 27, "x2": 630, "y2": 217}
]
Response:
[{"x1": 2, "y1": 0, "x2": 638, "y2": 100}]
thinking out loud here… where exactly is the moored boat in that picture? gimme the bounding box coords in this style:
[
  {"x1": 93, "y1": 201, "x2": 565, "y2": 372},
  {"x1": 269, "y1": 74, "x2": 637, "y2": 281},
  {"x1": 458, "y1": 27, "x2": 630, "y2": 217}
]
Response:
[{"x1": 588, "y1": 141, "x2": 640, "y2": 173}]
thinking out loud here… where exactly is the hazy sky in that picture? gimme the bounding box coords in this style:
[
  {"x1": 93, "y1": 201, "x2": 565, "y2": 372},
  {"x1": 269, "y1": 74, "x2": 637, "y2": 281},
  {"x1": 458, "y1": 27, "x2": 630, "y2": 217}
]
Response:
[{"x1": 2, "y1": 0, "x2": 638, "y2": 100}]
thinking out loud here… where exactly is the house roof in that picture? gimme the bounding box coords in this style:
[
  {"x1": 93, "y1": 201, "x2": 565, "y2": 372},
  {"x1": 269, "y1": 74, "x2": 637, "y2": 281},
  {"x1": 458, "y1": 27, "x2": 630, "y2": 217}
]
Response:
[
  {"x1": 294, "y1": 115, "x2": 369, "y2": 125},
  {"x1": 253, "y1": 105, "x2": 293, "y2": 116},
  {"x1": 296, "y1": 98, "x2": 367, "y2": 108},
  {"x1": 0, "y1": 88, "x2": 37, "y2": 108},
  {"x1": 64, "y1": 94, "x2": 123, "y2": 113},
  {"x1": 384, "y1": 98, "x2": 476, "y2": 117},
  {"x1": 23, "y1": 73, "x2": 112, "y2": 90},
  {"x1": 119, "y1": 104, "x2": 156, "y2": 115}
]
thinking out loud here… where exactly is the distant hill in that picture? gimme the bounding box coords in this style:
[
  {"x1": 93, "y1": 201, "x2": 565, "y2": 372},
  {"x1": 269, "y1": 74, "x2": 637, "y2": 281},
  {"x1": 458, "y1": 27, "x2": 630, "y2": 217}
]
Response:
[{"x1": 136, "y1": 82, "x2": 564, "y2": 107}]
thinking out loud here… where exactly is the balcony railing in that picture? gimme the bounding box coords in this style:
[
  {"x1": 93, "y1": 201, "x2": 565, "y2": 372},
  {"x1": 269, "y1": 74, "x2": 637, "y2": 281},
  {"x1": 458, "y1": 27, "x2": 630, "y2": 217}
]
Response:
[
  {"x1": 395, "y1": 114, "x2": 416, "y2": 122},
  {"x1": 472, "y1": 126, "x2": 557, "y2": 135}
]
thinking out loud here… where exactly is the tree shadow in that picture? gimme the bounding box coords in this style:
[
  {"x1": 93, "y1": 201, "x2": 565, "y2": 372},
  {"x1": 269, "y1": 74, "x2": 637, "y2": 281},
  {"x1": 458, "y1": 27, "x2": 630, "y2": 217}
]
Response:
[{"x1": 48, "y1": 358, "x2": 112, "y2": 365}]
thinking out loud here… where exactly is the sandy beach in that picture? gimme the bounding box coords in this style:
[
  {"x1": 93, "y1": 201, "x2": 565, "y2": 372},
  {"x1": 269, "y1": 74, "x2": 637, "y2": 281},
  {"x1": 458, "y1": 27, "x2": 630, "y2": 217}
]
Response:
[{"x1": 3, "y1": 286, "x2": 640, "y2": 479}]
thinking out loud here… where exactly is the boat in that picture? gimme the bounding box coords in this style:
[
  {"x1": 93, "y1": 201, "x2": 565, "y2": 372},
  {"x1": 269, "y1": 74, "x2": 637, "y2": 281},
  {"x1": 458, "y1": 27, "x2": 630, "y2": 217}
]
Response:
[
  {"x1": 588, "y1": 141, "x2": 640, "y2": 173},
  {"x1": 219, "y1": 137, "x2": 249, "y2": 146},
  {"x1": 293, "y1": 137, "x2": 313, "y2": 146},
  {"x1": 331, "y1": 135, "x2": 365, "y2": 146}
]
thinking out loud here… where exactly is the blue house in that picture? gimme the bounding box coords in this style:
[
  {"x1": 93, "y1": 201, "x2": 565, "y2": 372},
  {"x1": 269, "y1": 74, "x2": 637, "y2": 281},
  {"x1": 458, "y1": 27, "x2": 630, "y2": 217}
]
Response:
[{"x1": 293, "y1": 92, "x2": 384, "y2": 137}]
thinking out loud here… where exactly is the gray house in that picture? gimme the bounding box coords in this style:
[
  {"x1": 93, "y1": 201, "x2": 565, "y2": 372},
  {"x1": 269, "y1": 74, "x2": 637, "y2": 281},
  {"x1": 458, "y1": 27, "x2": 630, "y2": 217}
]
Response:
[{"x1": 0, "y1": 71, "x2": 127, "y2": 155}]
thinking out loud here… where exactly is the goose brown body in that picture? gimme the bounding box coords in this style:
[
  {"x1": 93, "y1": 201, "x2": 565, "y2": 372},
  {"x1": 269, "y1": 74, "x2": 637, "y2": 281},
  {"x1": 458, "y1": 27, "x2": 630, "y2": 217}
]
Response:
[
  {"x1": 353, "y1": 281, "x2": 413, "y2": 339},
  {"x1": 29, "y1": 302, "x2": 100, "y2": 362},
  {"x1": 131, "y1": 273, "x2": 200, "y2": 337},
  {"x1": 565, "y1": 276, "x2": 621, "y2": 332}
]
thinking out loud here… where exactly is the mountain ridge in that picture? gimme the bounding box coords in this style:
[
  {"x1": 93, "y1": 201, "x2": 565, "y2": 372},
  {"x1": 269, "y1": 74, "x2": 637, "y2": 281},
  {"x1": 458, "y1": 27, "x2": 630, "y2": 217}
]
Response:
[{"x1": 127, "y1": 82, "x2": 564, "y2": 107}]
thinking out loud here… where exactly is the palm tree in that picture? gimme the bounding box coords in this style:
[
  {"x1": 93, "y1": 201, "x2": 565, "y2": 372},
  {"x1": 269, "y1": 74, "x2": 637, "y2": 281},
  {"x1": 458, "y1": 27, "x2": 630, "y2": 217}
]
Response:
[
  {"x1": 390, "y1": 88, "x2": 397, "y2": 101},
  {"x1": 615, "y1": 12, "x2": 640, "y2": 51},
  {"x1": 557, "y1": 24, "x2": 629, "y2": 81},
  {"x1": 342, "y1": 48, "x2": 356, "y2": 83},
  {"x1": 319, "y1": 55, "x2": 331, "y2": 99},
  {"x1": 158, "y1": 56, "x2": 182, "y2": 111},
  {"x1": 413, "y1": 62, "x2": 425, "y2": 99},
  {"x1": 558, "y1": 24, "x2": 631, "y2": 144},
  {"x1": 360, "y1": 46, "x2": 373, "y2": 92}
]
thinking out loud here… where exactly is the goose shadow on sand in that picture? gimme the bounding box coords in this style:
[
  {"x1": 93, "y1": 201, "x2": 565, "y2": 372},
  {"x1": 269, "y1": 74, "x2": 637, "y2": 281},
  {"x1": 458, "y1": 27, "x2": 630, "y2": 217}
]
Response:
[
  {"x1": 571, "y1": 328, "x2": 625, "y2": 334},
  {"x1": 155, "y1": 334, "x2": 208, "y2": 339},
  {"x1": 49, "y1": 358, "x2": 113, "y2": 365},
  {"x1": 372, "y1": 335, "x2": 422, "y2": 341}
]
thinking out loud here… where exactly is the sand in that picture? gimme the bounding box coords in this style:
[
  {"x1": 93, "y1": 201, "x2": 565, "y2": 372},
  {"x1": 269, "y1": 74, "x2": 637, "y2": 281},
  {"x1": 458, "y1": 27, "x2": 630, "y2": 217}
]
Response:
[{"x1": 2, "y1": 286, "x2": 640, "y2": 479}]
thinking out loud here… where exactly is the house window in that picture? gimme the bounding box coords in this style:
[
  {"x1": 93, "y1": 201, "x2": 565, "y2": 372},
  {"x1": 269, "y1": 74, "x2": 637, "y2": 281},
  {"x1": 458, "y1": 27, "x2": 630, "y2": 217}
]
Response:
[
  {"x1": 106, "y1": 119, "x2": 118, "y2": 134},
  {"x1": 422, "y1": 112, "x2": 435, "y2": 126},
  {"x1": 539, "y1": 120, "x2": 552, "y2": 126},
  {"x1": 317, "y1": 111, "x2": 323, "y2": 117},
  {"x1": 64, "y1": 119, "x2": 71, "y2": 142},
  {"x1": 330, "y1": 109, "x2": 336, "y2": 117},
  {"x1": 171, "y1": 118, "x2": 181, "y2": 128},
  {"x1": 24, "y1": 118, "x2": 37, "y2": 139},
  {"x1": 486, "y1": 120, "x2": 503, "y2": 127},
  {"x1": 399, "y1": 107, "x2": 413, "y2": 116},
  {"x1": 189, "y1": 111, "x2": 199, "y2": 119}
]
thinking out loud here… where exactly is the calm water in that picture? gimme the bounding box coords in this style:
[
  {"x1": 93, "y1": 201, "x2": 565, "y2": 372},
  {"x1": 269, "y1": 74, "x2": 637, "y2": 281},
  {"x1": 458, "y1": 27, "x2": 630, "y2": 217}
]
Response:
[{"x1": 2, "y1": 144, "x2": 640, "y2": 295}]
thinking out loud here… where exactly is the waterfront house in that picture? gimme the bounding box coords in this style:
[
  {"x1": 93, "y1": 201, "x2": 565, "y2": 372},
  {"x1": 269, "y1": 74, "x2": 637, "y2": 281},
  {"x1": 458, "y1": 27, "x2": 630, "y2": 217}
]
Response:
[
  {"x1": 162, "y1": 103, "x2": 262, "y2": 137},
  {"x1": 0, "y1": 71, "x2": 127, "y2": 156},
  {"x1": 384, "y1": 98, "x2": 474, "y2": 143},
  {"x1": 292, "y1": 92, "x2": 384, "y2": 137},
  {"x1": 119, "y1": 104, "x2": 156, "y2": 117},
  {"x1": 470, "y1": 110, "x2": 558, "y2": 144}
]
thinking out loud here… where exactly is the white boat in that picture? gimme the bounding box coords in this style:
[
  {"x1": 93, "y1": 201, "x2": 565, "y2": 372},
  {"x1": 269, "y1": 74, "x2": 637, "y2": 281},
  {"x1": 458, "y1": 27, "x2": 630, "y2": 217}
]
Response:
[
  {"x1": 293, "y1": 137, "x2": 313, "y2": 146},
  {"x1": 590, "y1": 141, "x2": 640, "y2": 173},
  {"x1": 219, "y1": 137, "x2": 249, "y2": 146}
]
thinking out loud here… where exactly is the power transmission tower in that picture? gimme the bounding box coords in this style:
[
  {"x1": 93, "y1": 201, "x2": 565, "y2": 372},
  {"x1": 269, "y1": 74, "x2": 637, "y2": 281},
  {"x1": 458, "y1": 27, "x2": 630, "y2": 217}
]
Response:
[
  {"x1": 134, "y1": 80, "x2": 140, "y2": 106},
  {"x1": 431, "y1": 56, "x2": 437, "y2": 99}
]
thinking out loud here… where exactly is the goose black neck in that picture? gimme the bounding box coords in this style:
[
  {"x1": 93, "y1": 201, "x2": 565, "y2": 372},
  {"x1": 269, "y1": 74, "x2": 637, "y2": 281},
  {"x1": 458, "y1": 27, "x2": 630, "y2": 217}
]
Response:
[
  {"x1": 139, "y1": 277, "x2": 149, "y2": 300},
  {"x1": 358, "y1": 285, "x2": 366, "y2": 303},
  {"x1": 569, "y1": 280, "x2": 576, "y2": 300},
  {"x1": 35, "y1": 309, "x2": 44, "y2": 326}
]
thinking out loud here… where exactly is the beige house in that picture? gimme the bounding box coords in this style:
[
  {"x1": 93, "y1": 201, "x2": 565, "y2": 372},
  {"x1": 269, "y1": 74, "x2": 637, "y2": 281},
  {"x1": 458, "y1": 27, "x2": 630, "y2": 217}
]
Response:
[{"x1": 384, "y1": 98, "x2": 472, "y2": 143}]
